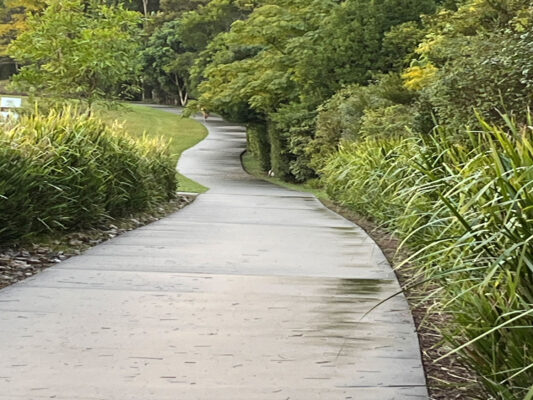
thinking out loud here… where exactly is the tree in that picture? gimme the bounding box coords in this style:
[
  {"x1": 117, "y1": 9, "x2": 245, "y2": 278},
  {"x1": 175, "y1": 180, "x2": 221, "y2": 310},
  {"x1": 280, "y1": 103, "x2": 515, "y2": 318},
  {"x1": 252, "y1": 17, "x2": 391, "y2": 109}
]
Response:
[
  {"x1": 195, "y1": 0, "x2": 437, "y2": 117},
  {"x1": 193, "y1": 0, "x2": 436, "y2": 180},
  {"x1": 143, "y1": 0, "x2": 257, "y2": 104},
  {"x1": 288, "y1": 0, "x2": 436, "y2": 102},
  {"x1": 142, "y1": 20, "x2": 194, "y2": 106},
  {"x1": 0, "y1": 0, "x2": 47, "y2": 54},
  {"x1": 196, "y1": 0, "x2": 333, "y2": 116},
  {"x1": 178, "y1": 0, "x2": 257, "y2": 51},
  {"x1": 158, "y1": 0, "x2": 209, "y2": 19},
  {"x1": 8, "y1": 0, "x2": 142, "y2": 108}
]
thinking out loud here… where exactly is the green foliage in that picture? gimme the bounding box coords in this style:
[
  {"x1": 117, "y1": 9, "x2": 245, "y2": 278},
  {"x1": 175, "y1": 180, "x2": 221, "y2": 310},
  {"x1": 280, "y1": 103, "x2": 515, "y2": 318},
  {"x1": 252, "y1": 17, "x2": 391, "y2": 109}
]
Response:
[
  {"x1": 178, "y1": 0, "x2": 256, "y2": 51},
  {"x1": 308, "y1": 73, "x2": 415, "y2": 171},
  {"x1": 246, "y1": 122, "x2": 270, "y2": 171},
  {"x1": 321, "y1": 113, "x2": 533, "y2": 399},
  {"x1": 142, "y1": 19, "x2": 194, "y2": 105},
  {"x1": 7, "y1": 0, "x2": 142, "y2": 108},
  {"x1": 196, "y1": 0, "x2": 435, "y2": 118},
  {"x1": 269, "y1": 102, "x2": 317, "y2": 182},
  {"x1": 99, "y1": 103, "x2": 209, "y2": 193},
  {"x1": 426, "y1": 30, "x2": 533, "y2": 128},
  {"x1": 196, "y1": 0, "x2": 329, "y2": 117},
  {"x1": 321, "y1": 136, "x2": 422, "y2": 222},
  {"x1": 144, "y1": 0, "x2": 256, "y2": 105},
  {"x1": 0, "y1": 107, "x2": 177, "y2": 242},
  {"x1": 406, "y1": 0, "x2": 533, "y2": 128},
  {"x1": 359, "y1": 104, "x2": 415, "y2": 138},
  {"x1": 290, "y1": 0, "x2": 436, "y2": 100},
  {"x1": 267, "y1": 121, "x2": 290, "y2": 181},
  {"x1": 158, "y1": 0, "x2": 210, "y2": 19},
  {"x1": 380, "y1": 21, "x2": 426, "y2": 71}
]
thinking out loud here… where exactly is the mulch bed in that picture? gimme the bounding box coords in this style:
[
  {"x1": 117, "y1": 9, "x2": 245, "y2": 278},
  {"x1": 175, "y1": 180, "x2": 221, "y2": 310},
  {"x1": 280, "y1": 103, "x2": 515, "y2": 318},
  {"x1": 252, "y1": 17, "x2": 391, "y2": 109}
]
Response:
[
  {"x1": 0, "y1": 194, "x2": 196, "y2": 290},
  {"x1": 321, "y1": 199, "x2": 486, "y2": 400}
]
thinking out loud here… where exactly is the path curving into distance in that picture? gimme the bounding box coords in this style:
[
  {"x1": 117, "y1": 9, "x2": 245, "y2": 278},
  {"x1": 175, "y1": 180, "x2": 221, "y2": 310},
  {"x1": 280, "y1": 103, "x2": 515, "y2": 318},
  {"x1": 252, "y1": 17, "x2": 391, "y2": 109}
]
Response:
[{"x1": 0, "y1": 106, "x2": 428, "y2": 400}]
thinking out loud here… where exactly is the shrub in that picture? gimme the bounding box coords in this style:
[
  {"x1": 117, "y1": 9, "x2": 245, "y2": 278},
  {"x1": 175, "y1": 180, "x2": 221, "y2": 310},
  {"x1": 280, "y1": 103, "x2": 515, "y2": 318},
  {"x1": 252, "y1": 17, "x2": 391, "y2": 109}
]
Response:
[
  {"x1": 321, "y1": 135, "x2": 427, "y2": 226},
  {"x1": 309, "y1": 73, "x2": 415, "y2": 172},
  {"x1": 0, "y1": 107, "x2": 177, "y2": 242},
  {"x1": 359, "y1": 104, "x2": 415, "y2": 138},
  {"x1": 246, "y1": 122, "x2": 271, "y2": 172},
  {"x1": 406, "y1": 0, "x2": 533, "y2": 130},
  {"x1": 424, "y1": 31, "x2": 533, "y2": 129},
  {"x1": 269, "y1": 102, "x2": 317, "y2": 182}
]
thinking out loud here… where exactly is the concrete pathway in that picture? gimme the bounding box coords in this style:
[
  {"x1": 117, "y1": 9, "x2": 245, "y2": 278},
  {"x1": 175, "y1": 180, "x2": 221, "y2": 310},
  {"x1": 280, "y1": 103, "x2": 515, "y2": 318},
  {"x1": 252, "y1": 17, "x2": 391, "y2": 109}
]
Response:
[{"x1": 0, "y1": 107, "x2": 427, "y2": 399}]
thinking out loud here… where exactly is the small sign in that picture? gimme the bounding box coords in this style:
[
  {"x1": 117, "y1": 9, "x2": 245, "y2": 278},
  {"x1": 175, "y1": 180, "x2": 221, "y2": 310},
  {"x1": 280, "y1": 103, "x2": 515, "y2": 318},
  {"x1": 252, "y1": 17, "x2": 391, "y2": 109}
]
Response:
[{"x1": 0, "y1": 97, "x2": 22, "y2": 108}]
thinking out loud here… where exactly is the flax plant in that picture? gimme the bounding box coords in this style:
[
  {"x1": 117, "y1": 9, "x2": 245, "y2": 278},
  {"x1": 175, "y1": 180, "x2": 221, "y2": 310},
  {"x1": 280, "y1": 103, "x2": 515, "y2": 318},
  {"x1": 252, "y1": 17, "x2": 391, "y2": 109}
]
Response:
[
  {"x1": 0, "y1": 107, "x2": 177, "y2": 243},
  {"x1": 321, "y1": 113, "x2": 533, "y2": 398}
]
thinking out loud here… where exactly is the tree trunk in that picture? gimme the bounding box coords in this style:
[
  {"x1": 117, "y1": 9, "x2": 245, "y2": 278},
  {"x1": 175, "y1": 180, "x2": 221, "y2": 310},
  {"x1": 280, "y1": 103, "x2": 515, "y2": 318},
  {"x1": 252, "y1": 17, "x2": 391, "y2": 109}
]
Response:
[
  {"x1": 142, "y1": 0, "x2": 148, "y2": 18},
  {"x1": 173, "y1": 74, "x2": 188, "y2": 106},
  {"x1": 177, "y1": 86, "x2": 188, "y2": 107}
]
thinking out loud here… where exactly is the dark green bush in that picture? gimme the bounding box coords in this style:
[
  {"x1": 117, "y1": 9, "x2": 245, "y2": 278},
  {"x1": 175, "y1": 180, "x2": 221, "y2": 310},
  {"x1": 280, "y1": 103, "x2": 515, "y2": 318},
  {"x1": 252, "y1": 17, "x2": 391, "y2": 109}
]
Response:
[
  {"x1": 269, "y1": 103, "x2": 317, "y2": 182},
  {"x1": 246, "y1": 122, "x2": 270, "y2": 172},
  {"x1": 0, "y1": 107, "x2": 177, "y2": 242},
  {"x1": 308, "y1": 73, "x2": 415, "y2": 172}
]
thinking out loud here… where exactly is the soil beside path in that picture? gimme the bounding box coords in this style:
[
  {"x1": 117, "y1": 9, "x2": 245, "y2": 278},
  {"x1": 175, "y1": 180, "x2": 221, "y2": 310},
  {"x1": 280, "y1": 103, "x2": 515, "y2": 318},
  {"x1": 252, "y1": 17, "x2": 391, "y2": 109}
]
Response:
[{"x1": 0, "y1": 107, "x2": 428, "y2": 399}]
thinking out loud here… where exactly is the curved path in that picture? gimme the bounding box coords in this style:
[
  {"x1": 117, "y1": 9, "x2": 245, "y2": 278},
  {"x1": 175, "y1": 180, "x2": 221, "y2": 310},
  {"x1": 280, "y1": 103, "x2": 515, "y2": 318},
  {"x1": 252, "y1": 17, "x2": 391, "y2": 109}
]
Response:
[{"x1": 0, "y1": 107, "x2": 427, "y2": 399}]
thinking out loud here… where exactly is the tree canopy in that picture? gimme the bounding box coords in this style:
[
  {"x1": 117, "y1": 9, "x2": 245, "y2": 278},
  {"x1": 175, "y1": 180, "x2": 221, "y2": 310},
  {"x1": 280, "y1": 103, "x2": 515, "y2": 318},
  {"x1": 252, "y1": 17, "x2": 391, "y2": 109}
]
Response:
[{"x1": 7, "y1": 0, "x2": 142, "y2": 107}]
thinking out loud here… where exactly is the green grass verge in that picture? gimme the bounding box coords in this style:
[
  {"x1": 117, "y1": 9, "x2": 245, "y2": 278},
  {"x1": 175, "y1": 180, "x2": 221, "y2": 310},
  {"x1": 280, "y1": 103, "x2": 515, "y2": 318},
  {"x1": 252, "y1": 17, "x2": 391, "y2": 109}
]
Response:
[
  {"x1": 241, "y1": 151, "x2": 327, "y2": 199},
  {"x1": 100, "y1": 103, "x2": 208, "y2": 193}
]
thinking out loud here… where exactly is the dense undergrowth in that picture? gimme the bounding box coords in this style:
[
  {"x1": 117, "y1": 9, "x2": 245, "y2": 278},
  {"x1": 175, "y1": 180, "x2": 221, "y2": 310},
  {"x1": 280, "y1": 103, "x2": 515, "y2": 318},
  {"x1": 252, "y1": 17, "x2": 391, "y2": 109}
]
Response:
[
  {"x1": 0, "y1": 108, "x2": 177, "y2": 243},
  {"x1": 321, "y1": 115, "x2": 533, "y2": 398}
]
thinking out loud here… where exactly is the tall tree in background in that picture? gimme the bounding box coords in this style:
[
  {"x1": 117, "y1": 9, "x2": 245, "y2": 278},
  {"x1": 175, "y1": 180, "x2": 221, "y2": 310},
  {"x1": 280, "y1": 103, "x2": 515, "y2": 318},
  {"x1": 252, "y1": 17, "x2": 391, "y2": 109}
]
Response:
[
  {"x1": 195, "y1": 0, "x2": 333, "y2": 116},
  {"x1": 158, "y1": 0, "x2": 209, "y2": 20},
  {"x1": 8, "y1": 0, "x2": 142, "y2": 108},
  {"x1": 142, "y1": 0, "x2": 257, "y2": 103},
  {"x1": 192, "y1": 0, "x2": 437, "y2": 180},
  {"x1": 143, "y1": 19, "x2": 194, "y2": 105},
  {"x1": 0, "y1": 0, "x2": 46, "y2": 54}
]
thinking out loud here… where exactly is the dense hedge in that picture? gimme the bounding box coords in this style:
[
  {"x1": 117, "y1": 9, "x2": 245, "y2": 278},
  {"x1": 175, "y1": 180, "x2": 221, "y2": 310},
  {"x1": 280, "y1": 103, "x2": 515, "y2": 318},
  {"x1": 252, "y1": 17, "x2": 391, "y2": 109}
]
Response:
[
  {"x1": 321, "y1": 115, "x2": 533, "y2": 398},
  {"x1": 268, "y1": 103, "x2": 317, "y2": 182},
  {"x1": 0, "y1": 108, "x2": 177, "y2": 242},
  {"x1": 246, "y1": 122, "x2": 270, "y2": 172}
]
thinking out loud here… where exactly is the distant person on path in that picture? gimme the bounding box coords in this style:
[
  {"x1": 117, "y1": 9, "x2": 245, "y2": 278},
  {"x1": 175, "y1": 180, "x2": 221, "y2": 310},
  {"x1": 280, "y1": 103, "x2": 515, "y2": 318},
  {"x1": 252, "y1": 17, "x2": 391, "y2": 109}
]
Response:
[{"x1": 201, "y1": 107, "x2": 209, "y2": 121}]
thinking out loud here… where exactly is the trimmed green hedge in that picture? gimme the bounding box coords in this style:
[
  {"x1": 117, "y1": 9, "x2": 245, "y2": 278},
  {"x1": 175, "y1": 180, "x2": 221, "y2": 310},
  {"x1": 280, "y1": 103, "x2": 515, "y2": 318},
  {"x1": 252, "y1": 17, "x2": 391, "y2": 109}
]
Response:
[
  {"x1": 0, "y1": 108, "x2": 177, "y2": 242},
  {"x1": 246, "y1": 122, "x2": 270, "y2": 172}
]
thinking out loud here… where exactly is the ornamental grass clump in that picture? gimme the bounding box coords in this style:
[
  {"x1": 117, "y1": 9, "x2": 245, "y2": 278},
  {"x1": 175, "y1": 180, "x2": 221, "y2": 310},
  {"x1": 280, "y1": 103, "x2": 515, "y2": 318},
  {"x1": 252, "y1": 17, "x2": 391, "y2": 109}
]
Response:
[
  {"x1": 0, "y1": 107, "x2": 177, "y2": 243},
  {"x1": 407, "y1": 116, "x2": 533, "y2": 399},
  {"x1": 321, "y1": 113, "x2": 532, "y2": 398}
]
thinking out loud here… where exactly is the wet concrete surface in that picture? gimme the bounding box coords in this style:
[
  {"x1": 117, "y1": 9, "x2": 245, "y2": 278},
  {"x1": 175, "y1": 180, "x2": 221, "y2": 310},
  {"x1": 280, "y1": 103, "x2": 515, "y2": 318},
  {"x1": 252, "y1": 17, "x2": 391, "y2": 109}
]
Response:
[{"x1": 0, "y1": 107, "x2": 427, "y2": 399}]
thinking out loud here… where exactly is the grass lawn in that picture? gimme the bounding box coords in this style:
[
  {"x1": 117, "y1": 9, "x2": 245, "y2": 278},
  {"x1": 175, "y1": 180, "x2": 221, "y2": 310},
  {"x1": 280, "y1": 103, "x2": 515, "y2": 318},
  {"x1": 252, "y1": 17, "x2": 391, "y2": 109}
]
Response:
[{"x1": 100, "y1": 103, "x2": 208, "y2": 193}]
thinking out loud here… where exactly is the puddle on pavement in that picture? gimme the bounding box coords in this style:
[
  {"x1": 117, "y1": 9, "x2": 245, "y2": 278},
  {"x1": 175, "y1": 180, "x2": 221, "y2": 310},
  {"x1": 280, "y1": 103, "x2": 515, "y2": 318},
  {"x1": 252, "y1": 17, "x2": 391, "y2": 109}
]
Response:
[{"x1": 309, "y1": 278, "x2": 397, "y2": 343}]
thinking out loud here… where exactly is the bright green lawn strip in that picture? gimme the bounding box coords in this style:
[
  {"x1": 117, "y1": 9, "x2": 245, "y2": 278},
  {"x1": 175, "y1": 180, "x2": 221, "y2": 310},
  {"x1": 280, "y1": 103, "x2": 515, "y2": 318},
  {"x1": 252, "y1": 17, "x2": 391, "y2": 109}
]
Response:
[
  {"x1": 100, "y1": 103, "x2": 208, "y2": 193},
  {"x1": 241, "y1": 152, "x2": 328, "y2": 200}
]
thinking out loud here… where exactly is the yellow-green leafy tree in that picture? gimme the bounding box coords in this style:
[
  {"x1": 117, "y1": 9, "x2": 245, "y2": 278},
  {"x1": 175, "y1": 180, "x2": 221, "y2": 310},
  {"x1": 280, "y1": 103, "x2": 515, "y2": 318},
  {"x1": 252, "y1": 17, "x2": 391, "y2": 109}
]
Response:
[{"x1": 8, "y1": 0, "x2": 143, "y2": 108}]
